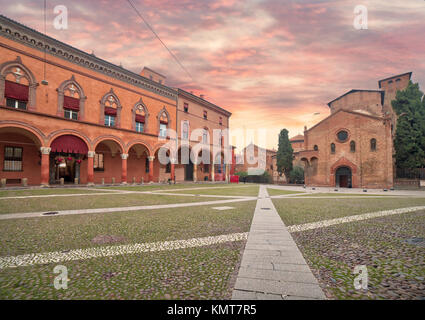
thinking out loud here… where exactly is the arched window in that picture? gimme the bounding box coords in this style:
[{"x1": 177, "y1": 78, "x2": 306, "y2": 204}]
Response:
[
  {"x1": 100, "y1": 89, "x2": 121, "y2": 127},
  {"x1": 158, "y1": 108, "x2": 169, "y2": 137},
  {"x1": 330, "y1": 143, "x2": 335, "y2": 154},
  {"x1": 350, "y1": 141, "x2": 356, "y2": 152},
  {"x1": 370, "y1": 138, "x2": 377, "y2": 151},
  {"x1": 0, "y1": 56, "x2": 37, "y2": 111},
  {"x1": 133, "y1": 99, "x2": 148, "y2": 133},
  {"x1": 314, "y1": 145, "x2": 318, "y2": 151},
  {"x1": 57, "y1": 76, "x2": 86, "y2": 120}
]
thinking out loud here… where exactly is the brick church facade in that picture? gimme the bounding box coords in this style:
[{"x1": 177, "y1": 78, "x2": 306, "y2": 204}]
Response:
[
  {"x1": 292, "y1": 72, "x2": 412, "y2": 189},
  {"x1": 0, "y1": 15, "x2": 232, "y2": 187}
]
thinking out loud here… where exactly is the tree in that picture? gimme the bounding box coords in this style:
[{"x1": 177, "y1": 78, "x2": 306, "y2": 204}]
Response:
[
  {"x1": 277, "y1": 129, "x2": 294, "y2": 180},
  {"x1": 289, "y1": 166, "x2": 305, "y2": 184},
  {"x1": 393, "y1": 81, "x2": 425, "y2": 170}
]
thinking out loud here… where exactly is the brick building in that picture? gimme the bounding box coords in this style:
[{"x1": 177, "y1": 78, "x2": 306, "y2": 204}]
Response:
[
  {"x1": 0, "y1": 15, "x2": 231, "y2": 186},
  {"x1": 292, "y1": 72, "x2": 411, "y2": 189},
  {"x1": 235, "y1": 143, "x2": 277, "y2": 177}
]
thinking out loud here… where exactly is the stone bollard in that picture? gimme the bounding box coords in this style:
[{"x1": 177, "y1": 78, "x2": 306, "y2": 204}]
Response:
[
  {"x1": 74, "y1": 178, "x2": 79, "y2": 185},
  {"x1": 0, "y1": 179, "x2": 6, "y2": 188},
  {"x1": 101, "y1": 178, "x2": 105, "y2": 185},
  {"x1": 133, "y1": 177, "x2": 136, "y2": 184},
  {"x1": 111, "y1": 177, "x2": 115, "y2": 184},
  {"x1": 60, "y1": 178, "x2": 64, "y2": 185},
  {"x1": 141, "y1": 178, "x2": 144, "y2": 184},
  {"x1": 22, "y1": 178, "x2": 28, "y2": 187}
]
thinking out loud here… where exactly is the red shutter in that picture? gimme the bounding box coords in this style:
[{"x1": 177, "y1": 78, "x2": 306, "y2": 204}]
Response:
[
  {"x1": 5, "y1": 80, "x2": 29, "y2": 101},
  {"x1": 63, "y1": 96, "x2": 80, "y2": 111},
  {"x1": 160, "y1": 119, "x2": 168, "y2": 124},
  {"x1": 135, "y1": 114, "x2": 145, "y2": 123},
  {"x1": 104, "y1": 106, "x2": 117, "y2": 116}
]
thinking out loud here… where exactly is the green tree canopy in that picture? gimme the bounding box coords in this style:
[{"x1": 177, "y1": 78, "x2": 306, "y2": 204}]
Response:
[
  {"x1": 277, "y1": 129, "x2": 293, "y2": 179},
  {"x1": 393, "y1": 81, "x2": 425, "y2": 170}
]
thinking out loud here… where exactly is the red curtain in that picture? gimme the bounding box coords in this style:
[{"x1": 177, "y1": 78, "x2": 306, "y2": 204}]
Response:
[
  {"x1": 50, "y1": 135, "x2": 88, "y2": 154},
  {"x1": 160, "y1": 119, "x2": 168, "y2": 124},
  {"x1": 105, "y1": 106, "x2": 117, "y2": 116},
  {"x1": 5, "y1": 80, "x2": 29, "y2": 101},
  {"x1": 135, "y1": 114, "x2": 145, "y2": 123},
  {"x1": 63, "y1": 96, "x2": 80, "y2": 111}
]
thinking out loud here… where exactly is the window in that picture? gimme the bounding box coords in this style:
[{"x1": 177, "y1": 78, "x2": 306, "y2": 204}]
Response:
[
  {"x1": 3, "y1": 146, "x2": 23, "y2": 172},
  {"x1": 64, "y1": 109, "x2": 78, "y2": 120},
  {"x1": 104, "y1": 115, "x2": 115, "y2": 127},
  {"x1": 388, "y1": 80, "x2": 393, "y2": 84},
  {"x1": 6, "y1": 98, "x2": 27, "y2": 110},
  {"x1": 370, "y1": 138, "x2": 377, "y2": 151},
  {"x1": 182, "y1": 122, "x2": 189, "y2": 140},
  {"x1": 145, "y1": 157, "x2": 150, "y2": 173},
  {"x1": 314, "y1": 145, "x2": 318, "y2": 151},
  {"x1": 396, "y1": 78, "x2": 401, "y2": 82},
  {"x1": 203, "y1": 110, "x2": 207, "y2": 119},
  {"x1": 184, "y1": 103, "x2": 189, "y2": 113},
  {"x1": 337, "y1": 130, "x2": 348, "y2": 142},
  {"x1": 331, "y1": 143, "x2": 335, "y2": 154},
  {"x1": 136, "y1": 121, "x2": 144, "y2": 133},
  {"x1": 159, "y1": 123, "x2": 167, "y2": 137},
  {"x1": 350, "y1": 141, "x2": 356, "y2": 152},
  {"x1": 219, "y1": 117, "x2": 223, "y2": 125},
  {"x1": 202, "y1": 129, "x2": 208, "y2": 144},
  {"x1": 93, "y1": 153, "x2": 104, "y2": 171}
]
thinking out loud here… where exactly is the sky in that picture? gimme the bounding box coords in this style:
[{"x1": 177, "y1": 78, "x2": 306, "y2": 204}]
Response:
[{"x1": 1, "y1": 0, "x2": 424, "y2": 151}]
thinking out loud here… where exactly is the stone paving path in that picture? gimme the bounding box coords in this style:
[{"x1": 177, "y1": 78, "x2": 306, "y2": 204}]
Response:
[{"x1": 232, "y1": 185, "x2": 326, "y2": 300}]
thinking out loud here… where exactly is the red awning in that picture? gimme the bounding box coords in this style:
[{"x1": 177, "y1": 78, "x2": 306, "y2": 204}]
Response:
[
  {"x1": 5, "y1": 80, "x2": 29, "y2": 101},
  {"x1": 63, "y1": 96, "x2": 80, "y2": 111},
  {"x1": 50, "y1": 135, "x2": 88, "y2": 154},
  {"x1": 135, "y1": 114, "x2": 145, "y2": 123},
  {"x1": 105, "y1": 106, "x2": 117, "y2": 116},
  {"x1": 160, "y1": 119, "x2": 168, "y2": 124}
]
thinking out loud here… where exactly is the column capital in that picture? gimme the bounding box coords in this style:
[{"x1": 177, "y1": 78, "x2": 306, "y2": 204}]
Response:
[
  {"x1": 40, "y1": 147, "x2": 51, "y2": 155},
  {"x1": 88, "y1": 151, "x2": 96, "y2": 158},
  {"x1": 148, "y1": 156, "x2": 155, "y2": 161},
  {"x1": 121, "y1": 153, "x2": 129, "y2": 160}
]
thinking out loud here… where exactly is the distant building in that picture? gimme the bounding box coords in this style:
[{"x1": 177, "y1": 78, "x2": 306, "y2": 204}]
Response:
[
  {"x1": 292, "y1": 72, "x2": 411, "y2": 189},
  {"x1": 235, "y1": 143, "x2": 277, "y2": 178}
]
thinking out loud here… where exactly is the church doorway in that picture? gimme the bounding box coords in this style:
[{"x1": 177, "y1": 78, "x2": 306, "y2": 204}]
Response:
[{"x1": 335, "y1": 166, "x2": 352, "y2": 188}]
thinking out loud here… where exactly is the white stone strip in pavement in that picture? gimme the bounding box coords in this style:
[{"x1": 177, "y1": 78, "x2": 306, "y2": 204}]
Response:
[
  {"x1": 0, "y1": 197, "x2": 257, "y2": 221},
  {"x1": 288, "y1": 206, "x2": 425, "y2": 233},
  {"x1": 232, "y1": 185, "x2": 326, "y2": 300},
  {"x1": 0, "y1": 232, "x2": 248, "y2": 270},
  {"x1": 0, "y1": 192, "x2": 124, "y2": 200}
]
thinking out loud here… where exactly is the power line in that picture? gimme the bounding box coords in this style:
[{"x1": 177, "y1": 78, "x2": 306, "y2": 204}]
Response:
[{"x1": 126, "y1": 0, "x2": 195, "y2": 84}]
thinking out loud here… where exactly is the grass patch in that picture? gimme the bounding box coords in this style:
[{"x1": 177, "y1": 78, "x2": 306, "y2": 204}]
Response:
[
  {"x1": 272, "y1": 197, "x2": 425, "y2": 226},
  {"x1": 0, "y1": 188, "x2": 104, "y2": 198},
  {"x1": 98, "y1": 183, "x2": 231, "y2": 192},
  {"x1": 159, "y1": 185, "x2": 259, "y2": 197},
  {"x1": 266, "y1": 188, "x2": 305, "y2": 196},
  {"x1": 0, "y1": 242, "x2": 243, "y2": 300},
  {"x1": 0, "y1": 201, "x2": 256, "y2": 256},
  {"x1": 0, "y1": 193, "x2": 231, "y2": 215},
  {"x1": 297, "y1": 193, "x2": 397, "y2": 197}
]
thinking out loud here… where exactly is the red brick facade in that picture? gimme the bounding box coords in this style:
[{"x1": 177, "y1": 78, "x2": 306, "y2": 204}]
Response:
[{"x1": 0, "y1": 15, "x2": 231, "y2": 186}]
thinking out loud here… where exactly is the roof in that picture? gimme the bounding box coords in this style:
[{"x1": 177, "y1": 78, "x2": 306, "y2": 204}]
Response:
[
  {"x1": 290, "y1": 134, "x2": 304, "y2": 142},
  {"x1": 327, "y1": 90, "x2": 384, "y2": 107},
  {"x1": 378, "y1": 72, "x2": 412, "y2": 88},
  {"x1": 0, "y1": 14, "x2": 177, "y2": 100},
  {"x1": 178, "y1": 88, "x2": 232, "y2": 117}
]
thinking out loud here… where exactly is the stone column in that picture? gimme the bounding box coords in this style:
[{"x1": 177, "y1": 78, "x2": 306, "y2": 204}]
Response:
[
  {"x1": 211, "y1": 164, "x2": 215, "y2": 182},
  {"x1": 121, "y1": 153, "x2": 128, "y2": 184},
  {"x1": 170, "y1": 158, "x2": 175, "y2": 182},
  {"x1": 193, "y1": 163, "x2": 197, "y2": 182},
  {"x1": 40, "y1": 147, "x2": 51, "y2": 186},
  {"x1": 87, "y1": 151, "x2": 95, "y2": 186},
  {"x1": 148, "y1": 156, "x2": 155, "y2": 182}
]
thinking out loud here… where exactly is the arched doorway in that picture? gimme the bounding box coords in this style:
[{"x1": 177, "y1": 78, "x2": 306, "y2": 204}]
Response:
[
  {"x1": 214, "y1": 152, "x2": 226, "y2": 181},
  {"x1": 335, "y1": 166, "x2": 352, "y2": 188},
  {"x1": 127, "y1": 143, "x2": 150, "y2": 183},
  {"x1": 94, "y1": 139, "x2": 123, "y2": 184},
  {"x1": 49, "y1": 135, "x2": 89, "y2": 184},
  {"x1": 177, "y1": 145, "x2": 193, "y2": 181}
]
